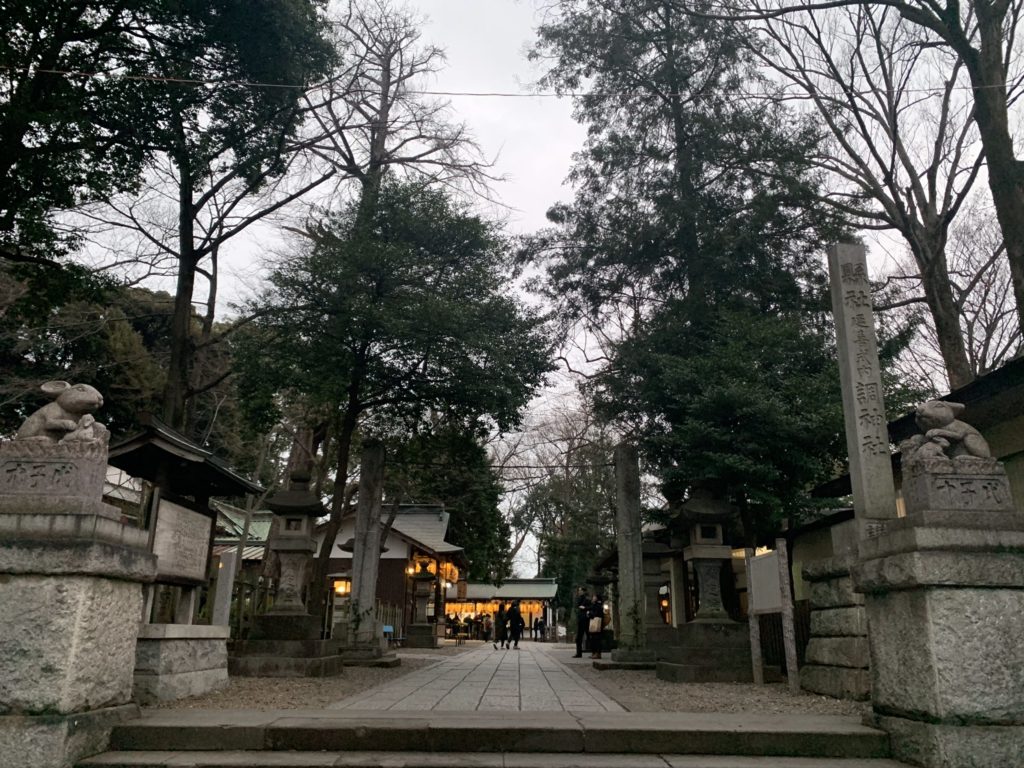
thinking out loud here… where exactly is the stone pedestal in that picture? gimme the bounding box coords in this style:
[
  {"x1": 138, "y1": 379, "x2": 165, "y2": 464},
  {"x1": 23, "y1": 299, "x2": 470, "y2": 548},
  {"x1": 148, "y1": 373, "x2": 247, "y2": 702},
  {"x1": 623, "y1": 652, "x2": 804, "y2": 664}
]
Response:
[
  {"x1": 656, "y1": 621, "x2": 774, "y2": 683},
  {"x1": 230, "y1": 612, "x2": 343, "y2": 677},
  {"x1": 853, "y1": 470, "x2": 1024, "y2": 767},
  {"x1": 133, "y1": 624, "x2": 229, "y2": 704},
  {"x1": 0, "y1": 440, "x2": 156, "y2": 768},
  {"x1": 801, "y1": 557, "x2": 870, "y2": 701},
  {"x1": 405, "y1": 623, "x2": 441, "y2": 649}
]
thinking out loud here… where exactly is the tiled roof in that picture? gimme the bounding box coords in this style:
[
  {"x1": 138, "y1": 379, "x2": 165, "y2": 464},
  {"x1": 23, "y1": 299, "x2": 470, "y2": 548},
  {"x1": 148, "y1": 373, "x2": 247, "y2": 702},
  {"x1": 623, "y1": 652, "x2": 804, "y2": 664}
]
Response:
[
  {"x1": 212, "y1": 499, "x2": 274, "y2": 543},
  {"x1": 212, "y1": 544, "x2": 266, "y2": 561},
  {"x1": 387, "y1": 505, "x2": 462, "y2": 555}
]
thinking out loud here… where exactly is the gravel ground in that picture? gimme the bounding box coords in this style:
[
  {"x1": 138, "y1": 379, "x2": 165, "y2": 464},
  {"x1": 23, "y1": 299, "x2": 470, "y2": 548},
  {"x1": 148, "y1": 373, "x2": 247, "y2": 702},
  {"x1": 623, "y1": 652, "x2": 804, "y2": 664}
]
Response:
[
  {"x1": 150, "y1": 656, "x2": 439, "y2": 711},
  {"x1": 572, "y1": 663, "x2": 869, "y2": 717}
]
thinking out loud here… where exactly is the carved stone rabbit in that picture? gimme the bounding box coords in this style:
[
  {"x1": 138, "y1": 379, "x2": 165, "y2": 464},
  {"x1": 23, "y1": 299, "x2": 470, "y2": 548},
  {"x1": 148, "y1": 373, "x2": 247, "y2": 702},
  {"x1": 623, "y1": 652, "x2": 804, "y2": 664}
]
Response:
[
  {"x1": 905, "y1": 400, "x2": 991, "y2": 461},
  {"x1": 15, "y1": 381, "x2": 106, "y2": 442}
]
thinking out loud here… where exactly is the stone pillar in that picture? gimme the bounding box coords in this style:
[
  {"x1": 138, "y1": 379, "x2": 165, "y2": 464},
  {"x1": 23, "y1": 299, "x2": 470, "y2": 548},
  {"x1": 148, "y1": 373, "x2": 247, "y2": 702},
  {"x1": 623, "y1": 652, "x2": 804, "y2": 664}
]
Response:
[
  {"x1": 350, "y1": 442, "x2": 385, "y2": 647},
  {"x1": 611, "y1": 444, "x2": 654, "y2": 663},
  {"x1": 211, "y1": 550, "x2": 237, "y2": 626},
  {"x1": 0, "y1": 438, "x2": 156, "y2": 768},
  {"x1": 853, "y1": 455, "x2": 1024, "y2": 767},
  {"x1": 828, "y1": 243, "x2": 898, "y2": 543}
]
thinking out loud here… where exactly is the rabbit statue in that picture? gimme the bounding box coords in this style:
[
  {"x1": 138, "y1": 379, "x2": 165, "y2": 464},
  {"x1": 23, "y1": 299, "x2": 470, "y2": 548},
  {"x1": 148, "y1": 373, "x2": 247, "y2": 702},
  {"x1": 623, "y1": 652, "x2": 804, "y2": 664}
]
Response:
[{"x1": 15, "y1": 381, "x2": 107, "y2": 443}]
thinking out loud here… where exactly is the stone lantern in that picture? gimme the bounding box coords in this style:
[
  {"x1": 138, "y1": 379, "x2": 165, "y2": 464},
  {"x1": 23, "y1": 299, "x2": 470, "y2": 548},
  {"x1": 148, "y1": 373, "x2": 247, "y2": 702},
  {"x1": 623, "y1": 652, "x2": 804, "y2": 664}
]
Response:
[
  {"x1": 229, "y1": 460, "x2": 343, "y2": 677},
  {"x1": 406, "y1": 562, "x2": 440, "y2": 648},
  {"x1": 263, "y1": 464, "x2": 322, "y2": 621},
  {"x1": 679, "y1": 489, "x2": 736, "y2": 622}
]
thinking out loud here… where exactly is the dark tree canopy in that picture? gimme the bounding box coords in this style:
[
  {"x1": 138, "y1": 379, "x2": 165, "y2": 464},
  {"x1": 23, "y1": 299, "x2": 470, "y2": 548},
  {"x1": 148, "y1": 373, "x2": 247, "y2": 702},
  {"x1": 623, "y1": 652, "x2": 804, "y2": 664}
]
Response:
[{"x1": 0, "y1": 1, "x2": 333, "y2": 261}]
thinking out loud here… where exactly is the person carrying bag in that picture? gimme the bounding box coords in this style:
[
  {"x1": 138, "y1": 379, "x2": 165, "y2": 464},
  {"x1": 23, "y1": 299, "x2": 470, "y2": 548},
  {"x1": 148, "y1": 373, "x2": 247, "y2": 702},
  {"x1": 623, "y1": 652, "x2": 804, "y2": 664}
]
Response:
[{"x1": 587, "y1": 594, "x2": 605, "y2": 659}]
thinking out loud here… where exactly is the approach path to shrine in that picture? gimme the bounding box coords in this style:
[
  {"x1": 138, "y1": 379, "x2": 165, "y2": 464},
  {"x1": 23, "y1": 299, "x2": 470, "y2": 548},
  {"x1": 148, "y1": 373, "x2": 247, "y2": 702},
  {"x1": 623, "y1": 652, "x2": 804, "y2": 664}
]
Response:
[{"x1": 328, "y1": 642, "x2": 623, "y2": 712}]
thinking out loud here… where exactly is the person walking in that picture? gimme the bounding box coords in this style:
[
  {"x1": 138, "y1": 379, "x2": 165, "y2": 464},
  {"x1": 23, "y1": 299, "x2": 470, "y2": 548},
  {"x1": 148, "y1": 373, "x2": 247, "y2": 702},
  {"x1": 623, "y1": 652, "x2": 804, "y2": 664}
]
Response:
[
  {"x1": 573, "y1": 587, "x2": 589, "y2": 658},
  {"x1": 494, "y1": 602, "x2": 508, "y2": 650},
  {"x1": 508, "y1": 600, "x2": 525, "y2": 649},
  {"x1": 587, "y1": 594, "x2": 605, "y2": 659}
]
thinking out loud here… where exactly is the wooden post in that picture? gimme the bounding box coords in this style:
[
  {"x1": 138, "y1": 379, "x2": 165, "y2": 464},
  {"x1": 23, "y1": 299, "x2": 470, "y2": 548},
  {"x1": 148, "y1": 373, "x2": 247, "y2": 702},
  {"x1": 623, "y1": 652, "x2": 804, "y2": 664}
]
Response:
[
  {"x1": 350, "y1": 441, "x2": 385, "y2": 646},
  {"x1": 744, "y1": 548, "x2": 765, "y2": 685},
  {"x1": 776, "y1": 537, "x2": 800, "y2": 693}
]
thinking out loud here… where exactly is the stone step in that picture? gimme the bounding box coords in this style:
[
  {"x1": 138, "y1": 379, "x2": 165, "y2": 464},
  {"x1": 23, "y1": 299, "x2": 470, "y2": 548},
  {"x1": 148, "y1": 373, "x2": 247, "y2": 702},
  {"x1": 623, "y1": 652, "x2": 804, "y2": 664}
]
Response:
[
  {"x1": 99, "y1": 711, "x2": 890, "y2": 759},
  {"x1": 80, "y1": 751, "x2": 910, "y2": 767}
]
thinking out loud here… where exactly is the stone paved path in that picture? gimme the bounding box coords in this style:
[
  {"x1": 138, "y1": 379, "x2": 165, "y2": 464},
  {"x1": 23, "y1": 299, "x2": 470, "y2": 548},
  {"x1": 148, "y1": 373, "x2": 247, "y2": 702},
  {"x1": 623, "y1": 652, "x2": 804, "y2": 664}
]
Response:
[{"x1": 328, "y1": 642, "x2": 623, "y2": 713}]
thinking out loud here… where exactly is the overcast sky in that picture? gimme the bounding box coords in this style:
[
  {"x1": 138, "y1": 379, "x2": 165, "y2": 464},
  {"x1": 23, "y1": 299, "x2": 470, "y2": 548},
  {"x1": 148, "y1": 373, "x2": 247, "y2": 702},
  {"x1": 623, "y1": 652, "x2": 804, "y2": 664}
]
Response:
[{"x1": 403, "y1": 0, "x2": 586, "y2": 233}]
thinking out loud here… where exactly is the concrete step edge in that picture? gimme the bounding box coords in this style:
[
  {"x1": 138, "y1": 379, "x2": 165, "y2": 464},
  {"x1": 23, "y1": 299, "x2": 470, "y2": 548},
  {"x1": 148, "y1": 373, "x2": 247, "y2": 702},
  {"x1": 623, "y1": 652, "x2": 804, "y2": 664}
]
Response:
[
  {"x1": 79, "y1": 750, "x2": 911, "y2": 768},
  {"x1": 108, "y1": 720, "x2": 890, "y2": 759}
]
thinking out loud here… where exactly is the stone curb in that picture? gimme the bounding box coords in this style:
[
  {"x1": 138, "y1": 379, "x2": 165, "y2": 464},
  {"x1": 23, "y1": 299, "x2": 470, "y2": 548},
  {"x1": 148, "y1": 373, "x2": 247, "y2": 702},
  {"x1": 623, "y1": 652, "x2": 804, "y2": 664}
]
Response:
[{"x1": 108, "y1": 712, "x2": 890, "y2": 758}]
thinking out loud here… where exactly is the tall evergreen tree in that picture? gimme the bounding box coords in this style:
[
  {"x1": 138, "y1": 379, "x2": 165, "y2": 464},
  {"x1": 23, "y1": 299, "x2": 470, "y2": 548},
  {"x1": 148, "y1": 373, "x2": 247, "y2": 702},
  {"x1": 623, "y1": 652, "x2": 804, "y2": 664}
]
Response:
[
  {"x1": 236, "y1": 179, "x2": 553, "y2": 614},
  {"x1": 527, "y1": 0, "x2": 851, "y2": 530}
]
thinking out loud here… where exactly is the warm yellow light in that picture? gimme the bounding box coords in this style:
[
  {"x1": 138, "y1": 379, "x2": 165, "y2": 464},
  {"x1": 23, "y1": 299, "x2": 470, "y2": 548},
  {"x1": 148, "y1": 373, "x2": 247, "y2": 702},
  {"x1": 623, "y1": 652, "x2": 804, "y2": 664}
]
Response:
[
  {"x1": 406, "y1": 565, "x2": 416, "y2": 575},
  {"x1": 333, "y1": 580, "x2": 350, "y2": 596}
]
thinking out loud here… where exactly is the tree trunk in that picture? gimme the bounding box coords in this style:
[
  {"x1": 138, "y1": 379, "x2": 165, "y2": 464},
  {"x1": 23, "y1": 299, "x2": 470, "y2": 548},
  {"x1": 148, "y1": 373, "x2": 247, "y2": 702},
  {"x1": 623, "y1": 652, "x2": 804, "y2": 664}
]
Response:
[
  {"x1": 163, "y1": 158, "x2": 197, "y2": 432},
  {"x1": 914, "y1": 240, "x2": 974, "y2": 389},
  {"x1": 958, "y1": 7, "x2": 1024, "y2": 336}
]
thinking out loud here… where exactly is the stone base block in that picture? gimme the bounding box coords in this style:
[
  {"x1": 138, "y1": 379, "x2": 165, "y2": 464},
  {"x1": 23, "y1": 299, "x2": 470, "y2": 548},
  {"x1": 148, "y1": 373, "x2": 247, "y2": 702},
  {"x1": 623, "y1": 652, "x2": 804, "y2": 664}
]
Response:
[
  {"x1": 863, "y1": 585, "x2": 1024, "y2": 721},
  {"x1": 610, "y1": 648, "x2": 657, "y2": 663},
  {"x1": 248, "y1": 613, "x2": 321, "y2": 641},
  {"x1": 805, "y1": 636, "x2": 870, "y2": 669},
  {"x1": 0, "y1": 703, "x2": 137, "y2": 768},
  {"x1": 133, "y1": 625, "x2": 230, "y2": 704},
  {"x1": 404, "y1": 624, "x2": 440, "y2": 649},
  {"x1": 0, "y1": 574, "x2": 143, "y2": 714},
  {"x1": 230, "y1": 639, "x2": 340, "y2": 657},
  {"x1": 133, "y1": 667, "x2": 227, "y2": 705},
  {"x1": 342, "y1": 653, "x2": 400, "y2": 668},
  {"x1": 876, "y1": 715, "x2": 1024, "y2": 768},
  {"x1": 228, "y1": 654, "x2": 343, "y2": 677},
  {"x1": 809, "y1": 574, "x2": 863, "y2": 609},
  {"x1": 801, "y1": 665, "x2": 870, "y2": 701},
  {"x1": 810, "y1": 606, "x2": 867, "y2": 637},
  {"x1": 645, "y1": 624, "x2": 677, "y2": 648},
  {"x1": 656, "y1": 620, "x2": 756, "y2": 683},
  {"x1": 594, "y1": 659, "x2": 657, "y2": 671}
]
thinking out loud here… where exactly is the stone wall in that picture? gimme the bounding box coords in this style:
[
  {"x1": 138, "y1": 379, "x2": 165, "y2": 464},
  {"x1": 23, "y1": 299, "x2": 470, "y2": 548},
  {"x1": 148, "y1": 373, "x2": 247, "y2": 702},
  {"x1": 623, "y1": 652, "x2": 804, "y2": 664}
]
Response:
[{"x1": 800, "y1": 557, "x2": 870, "y2": 701}]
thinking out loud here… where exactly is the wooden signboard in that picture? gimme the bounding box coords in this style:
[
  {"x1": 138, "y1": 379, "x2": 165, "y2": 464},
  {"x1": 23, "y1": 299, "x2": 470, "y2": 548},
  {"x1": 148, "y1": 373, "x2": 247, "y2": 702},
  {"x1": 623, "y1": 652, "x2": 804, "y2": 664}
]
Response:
[{"x1": 151, "y1": 499, "x2": 212, "y2": 584}]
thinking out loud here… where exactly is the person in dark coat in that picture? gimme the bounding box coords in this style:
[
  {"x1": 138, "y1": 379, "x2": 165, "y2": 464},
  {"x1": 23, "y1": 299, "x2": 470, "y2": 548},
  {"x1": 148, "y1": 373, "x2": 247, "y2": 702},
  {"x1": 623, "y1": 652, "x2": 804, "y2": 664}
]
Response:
[
  {"x1": 573, "y1": 587, "x2": 589, "y2": 658},
  {"x1": 508, "y1": 600, "x2": 525, "y2": 649},
  {"x1": 587, "y1": 594, "x2": 605, "y2": 659},
  {"x1": 493, "y1": 602, "x2": 508, "y2": 649}
]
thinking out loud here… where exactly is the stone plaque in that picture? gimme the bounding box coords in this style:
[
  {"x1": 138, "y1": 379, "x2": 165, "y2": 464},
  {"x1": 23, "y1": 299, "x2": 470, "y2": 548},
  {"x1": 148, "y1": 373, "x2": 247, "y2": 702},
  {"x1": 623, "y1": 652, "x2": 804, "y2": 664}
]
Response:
[
  {"x1": 903, "y1": 464, "x2": 1015, "y2": 516},
  {"x1": 151, "y1": 500, "x2": 212, "y2": 583}
]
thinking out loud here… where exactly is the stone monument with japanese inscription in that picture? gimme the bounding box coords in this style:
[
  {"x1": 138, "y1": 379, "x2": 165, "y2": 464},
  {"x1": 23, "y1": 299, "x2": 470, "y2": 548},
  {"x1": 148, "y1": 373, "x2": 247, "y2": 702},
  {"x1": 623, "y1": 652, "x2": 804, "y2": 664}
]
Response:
[
  {"x1": 828, "y1": 243, "x2": 898, "y2": 542},
  {"x1": 0, "y1": 382, "x2": 157, "y2": 768}
]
